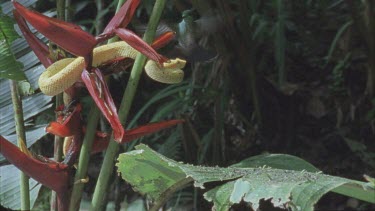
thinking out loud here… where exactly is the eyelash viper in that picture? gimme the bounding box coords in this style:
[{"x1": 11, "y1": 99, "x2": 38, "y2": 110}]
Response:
[{"x1": 38, "y1": 41, "x2": 186, "y2": 96}]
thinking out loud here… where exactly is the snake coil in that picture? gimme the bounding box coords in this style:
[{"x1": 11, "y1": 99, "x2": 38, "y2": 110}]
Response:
[{"x1": 39, "y1": 41, "x2": 185, "y2": 96}]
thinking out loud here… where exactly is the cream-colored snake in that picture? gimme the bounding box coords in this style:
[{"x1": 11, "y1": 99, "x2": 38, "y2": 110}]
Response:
[{"x1": 39, "y1": 41, "x2": 186, "y2": 96}]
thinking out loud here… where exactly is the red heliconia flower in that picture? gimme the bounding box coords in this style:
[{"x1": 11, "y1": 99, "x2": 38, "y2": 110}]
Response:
[
  {"x1": 13, "y1": 0, "x2": 173, "y2": 142},
  {"x1": 13, "y1": 1, "x2": 96, "y2": 58},
  {"x1": 45, "y1": 101, "x2": 183, "y2": 155},
  {"x1": 13, "y1": 10, "x2": 53, "y2": 67},
  {"x1": 0, "y1": 136, "x2": 70, "y2": 210},
  {"x1": 46, "y1": 103, "x2": 82, "y2": 137},
  {"x1": 81, "y1": 68, "x2": 124, "y2": 141},
  {"x1": 45, "y1": 102, "x2": 83, "y2": 165},
  {"x1": 90, "y1": 119, "x2": 185, "y2": 153},
  {"x1": 6, "y1": 2, "x2": 184, "y2": 211}
]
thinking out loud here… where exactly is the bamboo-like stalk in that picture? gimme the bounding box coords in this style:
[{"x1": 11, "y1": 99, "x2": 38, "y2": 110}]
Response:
[
  {"x1": 50, "y1": 94, "x2": 64, "y2": 211},
  {"x1": 91, "y1": 0, "x2": 167, "y2": 210},
  {"x1": 65, "y1": 0, "x2": 72, "y2": 22},
  {"x1": 50, "y1": 1, "x2": 66, "y2": 210},
  {"x1": 9, "y1": 80, "x2": 30, "y2": 210},
  {"x1": 347, "y1": 0, "x2": 375, "y2": 96},
  {"x1": 56, "y1": 0, "x2": 65, "y2": 21},
  {"x1": 68, "y1": 1, "x2": 129, "y2": 210},
  {"x1": 365, "y1": 0, "x2": 375, "y2": 97},
  {"x1": 95, "y1": 0, "x2": 105, "y2": 35},
  {"x1": 68, "y1": 107, "x2": 100, "y2": 211},
  {"x1": 276, "y1": 0, "x2": 286, "y2": 87}
]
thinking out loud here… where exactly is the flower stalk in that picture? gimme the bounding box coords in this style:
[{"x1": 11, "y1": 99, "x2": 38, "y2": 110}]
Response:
[
  {"x1": 9, "y1": 80, "x2": 30, "y2": 210},
  {"x1": 90, "y1": 0, "x2": 168, "y2": 210},
  {"x1": 51, "y1": 1, "x2": 66, "y2": 210},
  {"x1": 68, "y1": 107, "x2": 100, "y2": 211}
]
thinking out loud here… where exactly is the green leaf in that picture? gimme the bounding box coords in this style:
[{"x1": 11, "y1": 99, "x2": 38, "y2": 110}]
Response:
[
  {"x1": 0, "y1": 164, "x2": 42, "y2": 210},
  {"x1": 231, "y1": 153, "x2": 319, "y2": 172},
  {"x1": 204, "y1": 181, "x2": 234, "y2": 211},
  {"x1": 325, "y1": 20, "x2": 353, "y2": 65},
  {"x1": 117, "y1": 144, "x2": 375, "y2": 211},
  {"x1": 0, "y1": 9, "x2": 26, "y2": 81},
  {"x1": 128, "y1": 82, "x2": 195, "y2": 129},
  {"x1": 0, "y1": 125, "x2": 47, "y2": 163},
  {"x1": 116, "y1": 145, "x2": 188, "y2": 200},
  {"x1": 0, "y1": 93, "x2": 52, "y2": 136}
]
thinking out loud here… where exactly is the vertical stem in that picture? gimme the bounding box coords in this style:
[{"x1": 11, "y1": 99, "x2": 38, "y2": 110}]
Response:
[
  {"x1": 346, "y1": 0, "x2": 374, "y2": 96},
  {"x1": 51, "y1": 2, "x2": 66, "y2": 210},
  {"x1": 365, "y1": 0, "x2": 375, "y2": 97},
  {"x1": 50, "y1": 94, "x2": 64, "y2": 211},
  {"x1": 65, "y1": 0, "x2": 72, "y2": 22},
  {"x1": 56, "y1": 0, "x2": 66, "y2": 21},
  {"x1": 9, "y1": 80, "x2": 30, "y2": 210},
  {"x1": 68, "y1": 107, "x2": 100, "y2": 211},
  {"x1": 276, "y1": 0, "x2": 286, "y2": 87},
  {"x1": 90, "y1": 0, "x2": 167, "y2": 210},
  {"x1": 95, "y1": 0, "x2": 105, "y2": 35}
]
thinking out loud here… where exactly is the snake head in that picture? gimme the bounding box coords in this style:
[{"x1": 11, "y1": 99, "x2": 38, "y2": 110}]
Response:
[{"x1": 163, "y1": 58, "x2": 187, "y2": 69}]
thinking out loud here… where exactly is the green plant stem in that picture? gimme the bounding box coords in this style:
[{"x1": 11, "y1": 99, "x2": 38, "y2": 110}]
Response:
[
  {"x1": 276, "y1": 0, "x2": 286, "y2": 87},
  {"x1": 51, "y1": 2, "x2": 66, "y2": 210},
  {"x1": 68, "y1": 107, "x2": 100, "y2": 211},
  {"x1": 65, "y1": 0, "x2": 72, "y2": 22},
  {"x1": 9, "y1": 80, "x2": 30, "y2": 210},
  {"x1": 56, "y1": 0, "x2": 66, "y2": 21},
  {"x1": 90, "y1": 0, "x2": 167, "y2": 210},
  {"x1": 95, "y1": 0, "x2": 104, "y2": 35},
  {"x1": 365, "y1": 0, "x2": 375, "y2": 97},
  {"x1": 149, "y1": 178, "x2": 193, "y2": 211},
  {"x1": 50, "y1": 94, "x2": 64, "y2": 211}
]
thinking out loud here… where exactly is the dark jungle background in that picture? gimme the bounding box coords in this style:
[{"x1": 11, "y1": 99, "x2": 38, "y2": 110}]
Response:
[{"x1": 1, "y1": 0, "x2": 375, "y2": 210}]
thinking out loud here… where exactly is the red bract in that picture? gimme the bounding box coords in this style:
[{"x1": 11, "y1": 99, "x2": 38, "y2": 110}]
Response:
[
  {"x1": 122, "y1": 119, "x2": 184, "y2": 142},
  {"x1": 151, "y1": 31, "x2": 176, "y2": 50},
  {"x1": 81, "y1": 68, "x2": 124, "y2": 142},
  {"x1": 45, "y1": 103, "x2": 183, "y2": 152},
  {"x1": 90, "y1": 119, "x2": 185, "y2": 153},
  {"x1": 0, "y1": 136, "x2": 70, "y2": 210},
  {"x1": 13, "y1": 1, "x2": 96, "y2": 57},
  {"x1": 13, "y1": 10, "x2": 53, "y2": 67},
  {"x1": 46, "y1": 103, "x2": 82, "y2": 137},
  {"x1": 114, "y1": 28, "x2": 168, "y2": 64},
  {"x1": 101, "y1": 0, "x2": 140, "y2": 35},
  {"x1": 46, "y1": 105, "x2": 184, "y2": 152}
]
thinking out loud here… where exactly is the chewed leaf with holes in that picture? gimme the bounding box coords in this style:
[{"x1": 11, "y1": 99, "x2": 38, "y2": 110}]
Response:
[
  {"x1": 116, "y1": 144, "x2": 375, "y2": 211},
  {"x1": 116, "y1": 146, "x2": 188, "y2": 200}
]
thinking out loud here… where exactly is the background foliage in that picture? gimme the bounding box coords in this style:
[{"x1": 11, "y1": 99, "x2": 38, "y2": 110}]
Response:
[{"x1": 0, "y1": 0, "x2": 374, "y2": 210}]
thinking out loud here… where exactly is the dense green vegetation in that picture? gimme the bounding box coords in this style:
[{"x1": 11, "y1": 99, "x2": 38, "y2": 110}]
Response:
[{"x1": 1, "y1": 0, "x2": 374, "y2": 210}]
